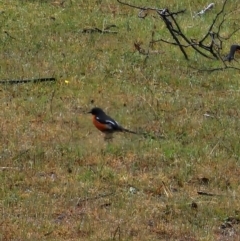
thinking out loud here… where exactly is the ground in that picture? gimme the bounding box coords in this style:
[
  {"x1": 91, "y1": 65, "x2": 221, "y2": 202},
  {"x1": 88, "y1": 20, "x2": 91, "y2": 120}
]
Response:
[{"x1": 0, "y1": 0, "x2": 240, "y2": 240}]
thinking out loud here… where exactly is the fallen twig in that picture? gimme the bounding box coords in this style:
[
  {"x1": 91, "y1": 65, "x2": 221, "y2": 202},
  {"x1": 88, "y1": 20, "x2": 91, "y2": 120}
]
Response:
[
  {"x1": 50, "y1": 90, "x2": 56, "y2": 118},
  {"x1": 112, "y1": 225, "x2": 121, "y2": 240},
  {"x1": 197, "y1": 191, "x2": 219, "y2": 196},
  {"x1": 162, "y1": 181, "x2": 173, "y2": 197},
  {"x1": 0, "y1": 77, "x2": 56, "y2": 84},
  {"x1": 76, "y1": 192, "x2": 115, "y2": 205},
  {"x1": 81, "y1": 25, "x2": 118, "y2": 34},
  {"x1": 0, "y1": 167, "x2": 19, "y2": 170},
  {"x1": 4, "y1": 31, "x2": 17, "y2": 40},
  {"x1": 134, "y1": 42, "x2": 164, "y2": 55},
  {"x1": 194, "y1": 3, "x2": 215, "y2": 18}
]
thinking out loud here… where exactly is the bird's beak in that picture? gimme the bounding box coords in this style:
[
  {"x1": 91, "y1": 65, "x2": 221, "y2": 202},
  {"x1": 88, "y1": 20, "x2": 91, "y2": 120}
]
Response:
[{"x1": 87, "y1": 110, "x2": 92, "y2": 114}]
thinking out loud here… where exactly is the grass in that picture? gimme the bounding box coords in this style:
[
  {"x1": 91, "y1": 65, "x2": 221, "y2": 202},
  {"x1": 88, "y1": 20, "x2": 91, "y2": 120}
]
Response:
[{"x1": 0, "y1": 0, "x2": 240, "y2": 240}]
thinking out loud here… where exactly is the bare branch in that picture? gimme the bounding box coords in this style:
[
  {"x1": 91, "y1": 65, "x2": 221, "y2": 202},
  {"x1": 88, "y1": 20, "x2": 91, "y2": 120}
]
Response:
[
  {"x1": 151, "y1": 38, "x2": 197, "y2": 47},
  {"x1": 189, "y1": 65, "x2": 240, "y2": 72},
  {"x1": 223, "y1": 27, "x2": 240, "y2": 40},
  {"x1": 117, "y1": 0, "x2": 240, "y2": 67},
  {"x1": 116, "y1": 0, "x2": 186, "y2": 14},
  {"x1": 157, "y1": 9, "x2": 189, "y2": 60},
  {"x1": 199, "y1": 0, "x2": 228, "y2": 44},
  {"x1": 157, "y1": 9, "x2": 186, "y2": 17},
  {"x1": 117, "y1": 0, "x2": 158, "y2": 11}
]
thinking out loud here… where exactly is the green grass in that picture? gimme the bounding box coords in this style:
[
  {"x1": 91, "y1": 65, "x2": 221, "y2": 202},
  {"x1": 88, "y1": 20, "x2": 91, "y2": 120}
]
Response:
[{"x1": 0, "y1": 0, "x2": 240, "y2": 240}]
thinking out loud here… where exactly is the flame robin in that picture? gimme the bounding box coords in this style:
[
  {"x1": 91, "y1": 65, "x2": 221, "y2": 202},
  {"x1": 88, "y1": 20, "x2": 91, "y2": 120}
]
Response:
[{"x1": 88, "y1": 107, "x2": 137, "y2": 140}]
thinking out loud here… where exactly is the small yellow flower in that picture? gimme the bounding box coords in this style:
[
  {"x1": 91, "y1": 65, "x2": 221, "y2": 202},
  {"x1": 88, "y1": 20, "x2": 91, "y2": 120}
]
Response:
[{"x1": 64, "y1": 80, "x2": 69, "y2": 84}]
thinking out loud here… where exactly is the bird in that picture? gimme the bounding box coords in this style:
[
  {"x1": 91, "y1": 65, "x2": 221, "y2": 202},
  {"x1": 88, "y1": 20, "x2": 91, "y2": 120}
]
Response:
[
  {"x1": 88, "y1": 107, "x2": 137, "y2": 140},
  {"x1": 223, "y1": 44, "x2": 240, "y2": 62}
]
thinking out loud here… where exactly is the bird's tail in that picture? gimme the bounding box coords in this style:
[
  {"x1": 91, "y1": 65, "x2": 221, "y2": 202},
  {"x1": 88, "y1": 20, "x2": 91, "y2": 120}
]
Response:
[
  {"x1": 122, "y1": 128, "x2": 165, "y2": 139},
  {"x1": 122, "y1": 128, "x2": 138, "y2": 134}
]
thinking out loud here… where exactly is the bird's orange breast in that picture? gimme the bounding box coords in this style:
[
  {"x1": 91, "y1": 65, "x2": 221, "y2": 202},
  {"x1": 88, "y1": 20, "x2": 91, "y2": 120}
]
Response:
[{"x1": 92, "y1": 116, "x2": 109, "y2": 132}]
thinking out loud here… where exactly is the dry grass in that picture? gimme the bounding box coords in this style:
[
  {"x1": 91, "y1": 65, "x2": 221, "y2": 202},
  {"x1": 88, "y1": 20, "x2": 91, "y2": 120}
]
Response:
[{"x1": 0, "y1": 0, "x2": 240, "y2": 240}]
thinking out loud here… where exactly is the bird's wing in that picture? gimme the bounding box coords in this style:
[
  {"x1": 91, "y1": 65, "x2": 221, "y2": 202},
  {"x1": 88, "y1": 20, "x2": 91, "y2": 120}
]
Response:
[
  {"x1": 96, "y1": 115, "x2": 120, "y2": 130},
  {"x1": 96, "y1": 115, "x2": 137, "y2": 133}
]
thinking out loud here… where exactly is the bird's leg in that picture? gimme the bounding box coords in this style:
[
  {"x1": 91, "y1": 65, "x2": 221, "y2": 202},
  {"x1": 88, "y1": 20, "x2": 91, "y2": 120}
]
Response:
[{"x1": 104, "y1": 133, "x2": 113, "y2": 141}]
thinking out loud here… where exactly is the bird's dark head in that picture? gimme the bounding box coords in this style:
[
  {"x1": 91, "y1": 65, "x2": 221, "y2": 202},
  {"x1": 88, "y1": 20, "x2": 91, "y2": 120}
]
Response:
[{"x1": 88, "y1": 107, "x2": 105, "y2": 115}]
